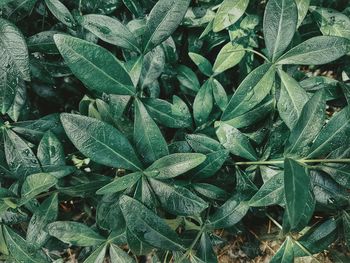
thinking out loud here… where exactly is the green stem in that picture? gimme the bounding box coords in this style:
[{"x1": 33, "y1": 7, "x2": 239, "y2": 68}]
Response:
[
  {"x1": 234, "y1": 158, "x2": 350, "y2": 166},
  {"x1": 176, "y1": 227, "x2": 205, "y2": 263}
]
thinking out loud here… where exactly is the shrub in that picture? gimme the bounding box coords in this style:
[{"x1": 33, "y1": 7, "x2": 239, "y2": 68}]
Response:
[{"x1": 0, "y1": 0, "x2": 350, "y2": 262}]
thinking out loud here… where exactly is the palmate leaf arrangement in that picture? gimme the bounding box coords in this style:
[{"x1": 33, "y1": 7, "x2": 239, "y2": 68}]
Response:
[{"x1": 0, "y1": 0, "x2": 350, "y2": 262}]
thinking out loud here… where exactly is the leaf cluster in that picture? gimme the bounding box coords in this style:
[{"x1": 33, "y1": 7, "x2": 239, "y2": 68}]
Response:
[{"x1": 0, "y1": 0, "x2": 350, "y2": 262}]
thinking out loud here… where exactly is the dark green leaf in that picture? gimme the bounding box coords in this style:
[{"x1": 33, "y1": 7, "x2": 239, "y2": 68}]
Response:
[
  {"x1": 96, "y1": 172, "x2": 142, "y2": 195},
  {"x1": 146, "y1": 153, "x2": 206, "y2": 179},
  {"x1": 45, "y1": 0, "x2": 75, "y2": 27},
  {"x1": 190, "y1": 149, "x2": 229, "y2": 179},
  {"x1": 284, "y1": 158, "x2": 314, "y2": 229},
  {"x1": 143, "y1": 0, "x2": 191, "y2": 53},
  {"x1": 3, "y1": 225, "x2": 48, "y2": 263},
  {"x1": 60, "y1": 113, "x2": 143, "y2": 171},
  {"x1": 213, "y1": 0, "x2": 249, "y2": 32},
  {"x1": 216, "y1": 123, "x2": 258, "y2": 160},
  {"x1": 80, "y1": 14, "x2": 140, "y2": 52},
  {"x1": 47, "y1": 221, "x2": 105, "y2": 246},
  {"x1": 26, "y1": 193, "x2": 58, "y2": 249},
  {"x1": 54, "y1": 34, "x2": 135, "y2": 95},
  {"x1": 4, "y1": 128, "x2": 41, "y2": 178},
  {"x1": 277, "y1": 36, "x2": 350, "y2": 65},
  {"x1": 285, "y1": 90, "x2": 326, "y2": 157},
  {"x1": 263, "y1": 0, "x2": 298, "y2": 61},
  {"x1": 249, "y1": 172, "x2": 284, "y2": 207},
  {"x1": 83, "y1": 243, "x2": 107, "y2": 263},
  {"x1": 120, "y1": 195, "x2": 184, "y2": 251},
  {"x1": 143, "y1": 96, "x2": 192, "y2": 128},
  {"x1": 213, "y1": 42, "x2": 245, "y2": 74},
  {"x1": 189, "y1": 52, "x2": 213, "y2": 77},
  {"x1": 37, "y1": 131, "x2": 65, "y2": 167},
  {"x1": 134, "y1": 99, "x2": 168, "y2": 164},
  {"x1": 270, "y1": 236, "x2": 294, "y2": 263},
  {"x1": 193, "y1": 79, "x2": 214, "y2": 125},
  {"x1": 222, "y1": 63, "x2": 275, "y2": 121},
  {"x1": 308, "y1": 106, "x2": 350, "y2": 158},
  {"x1": 110, "y1": 243, "x2": 135, "y2": 263},
  {"x1": 21, "y1": 173, "x2": 57, "y2": 203},
  {"x1": 277, "y1": 70, "x2": 309, "y2": 130},
  {"x1": 207, "y1": 196, "x2": 249, "y2": 229},
  {"x1": 148, "y1": 178, "x2": 208, "y2": 216},
  {"x1": 0, "y1": 18, "x2": 30, "y2": 81}
]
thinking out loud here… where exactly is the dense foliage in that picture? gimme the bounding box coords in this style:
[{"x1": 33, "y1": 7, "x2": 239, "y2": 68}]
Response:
[{"x1": 0, "y1": 0, "x2": 350, "y2": 262}]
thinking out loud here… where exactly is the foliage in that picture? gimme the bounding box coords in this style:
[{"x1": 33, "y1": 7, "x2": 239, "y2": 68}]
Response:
[{"x1": 0, "y1": 0, "x2": 350, "y2": 262}]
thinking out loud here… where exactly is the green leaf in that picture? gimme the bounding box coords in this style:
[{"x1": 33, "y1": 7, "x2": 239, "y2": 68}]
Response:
[
  {"x1": 285, "y1": 90, "x2": 326, "y2": 157},
  {"x1": 119, "y1": 195, "x2": 184, "y2": 251},
  {"x1": 96, "y1": 172, "x2": 142, "y2": 195},
  {"x1": 134, "y1": 99, "x2": 168, "y2": 164},
  {"x1": 146, "y1": 153, "x2": 206, "y2": 179},
  {"x1": 276, "y1": 36, "x2": 350, "y2": 65},
  {"x1": 196, "y1": 233, "x2": 218, "y2": 263},
  {"x1": 185, "y1": 134, "x2": 223, "y2": 154},
  {"x1": 27, "y1": 31, "x2": 59, "y2": 54},
  {"x1": 148, "y1": 178, "x2": 208, "y2": 216},
  {"x1": 221, "y1": 63, "x2": 275, "y2": 120},
  {"x1": 212, "y1": 78, "x2": 228, "y2": 111},
  {"x1": 0, "y1": 69, "x2": 15, "y2": 114},
  {"x1": 122, "y1": 0, "x2": 143, "y2": 17},
  {"x1": 284, "y1": 158, "x2": 314, "y2": 229},
  {"x1": 343, "y1": 211, "x2": 350, "y2": 249},
  {"x1": 4, "y1": 128, "x2": 41, "y2": 178},
  {"x1": 216, "y1": 123, "x2": 258, "y2": 161},
  {"x1": 47, "y1": 221, "x2": 105, "y2": 246},
  {"x1": 3, "y1": 225, "x2": 48, "y2": 263},
  {"x1": 270, "y1": 236, "x2": 294, "y2": 263},
  {"x1": 110, "y1": 243, "x2": 135, "y2": 263},
  {"x1": 83, "y1": 243, "x2": 107, "y2": 263},
  {"x1": 315, "y1": 165, "x2": 350, "y2": 188},
  {"x1": 223, "y1": 96, "x2": 274, "y2": 128},
  {"x1": 45, "y1": 0, "x2": 75, "y2": 27},
  {"x1": 21, "y1": 173, "x2": 57, "y2": 203},
  {"x1": 295, "y1": 0, "x2": 310, "y2": 28},
  {"x1": 263, "y1": 0, "x2": 298, "y2": 61},
  {"x1": 126, "y1": 228, "x2": 153, "y2": 256},
  {"x1": 143, "y1": 0, "x2": 191, "y2": 53},
  {"x1": 26, "y1": 193, "x2": 58, "y2": 249},
  {"x1": 140, "y1": 45, "x2": 165, "y2": 88},
  {"x1": 188, "y1": 52, "x2": 213, "y2": 77},
  {"x1": 308, "y1": 106, "x2": 350, "y2": 158},
  {"x1": 190, "y1": 149, "x2": 229, "y2": 179},
  {"x1": 213, "y1": 42, "x2": 245, "y2": 74},
  {"x1": 143, "y1": 96, "x2": 192, "y2": 128},
  {"x1": 277, "y1": 70, "x2": 309, "y2": 130},
  {"x1": 249, "y1": 172, "x2": 284, "y2": 207},
  {"x1": 80, "y1": 14, "x2": 140, "y2": 52},
  {"x1": 294, "y1": 218, "x2": 338, "y2": 257},
  {"x1": 37, "y1": 131, "x2": 65, "y2": 167},
  {"x1": 96, "y1": 194, "x2": 125, "y2": 231},
  {"x1": 1, "y1": 0, "x2": 37, "y2": 22},
  {"x1": 176, "y1": 65, "x2": 200, "y2": 93},
  {"x1": 213, "y1": 0, "x2": 249, "y2": 32},
  {"x1": 207, "y1": 196, "x2": 249, "y2": 229},
  {"x1": 193, "y1": 79, "x2": 214, "y2": 125},
  {"x1": 192, "y1": 183, "x2": 227, "y2": 201},
  {"x1": 54, "y1": 34, "x2": 135, "y2": 95},
  {"x1": 310, "y1": 6, "x2": 350, "y2": 40},
  {"x1": 60, "y1": 113, "x2": 142, "y2": 171},
  {"x1": 0, "y1": 18, "x2": 30, "y2": 81}
]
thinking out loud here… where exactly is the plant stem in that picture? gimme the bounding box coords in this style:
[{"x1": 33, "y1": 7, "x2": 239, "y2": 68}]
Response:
[
  {"x1": 176, "y1": 227, "x2": 205, "y2": 263},
  {"x1": 234, "y1": 158, "x2": 350, "y2": 166}
]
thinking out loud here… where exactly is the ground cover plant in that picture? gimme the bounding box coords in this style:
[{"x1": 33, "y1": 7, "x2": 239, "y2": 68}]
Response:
[{"x1": 0, "y1": 0, "x2": 350, "y2": 262}]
